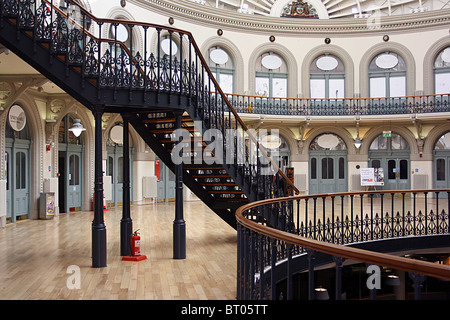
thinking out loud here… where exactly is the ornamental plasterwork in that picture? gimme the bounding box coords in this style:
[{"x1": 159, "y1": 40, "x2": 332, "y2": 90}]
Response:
[
  {"x1": 281, "y1": 1, "x2": 319, "y2": 18},
  {"x1": 188, "y1": 0, "x2": 448, "y2": 20},
  {"x1": 131, "y1": 0, "x2": 450, "y2": 35}
]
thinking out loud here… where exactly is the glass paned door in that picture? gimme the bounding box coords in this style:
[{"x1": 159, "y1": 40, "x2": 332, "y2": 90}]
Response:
[
  {"x1": 370, "y1": 157, "x2": 409, "y2": 190},
  {"x1": 156, "y1": 159, "x2": 176, "y2": 202},
  {"x1": 67, "y1": 153, "x2": 82, "y2": 210},
  {"x1": 434, "y1": 156, "x2": 450, "y2": 191},
  {"x1": 5, "y1": 147, "x2": 30, "y2": 222},
  {"x1": 309, "y1": 154, "x2": 347, "y2": 194}
]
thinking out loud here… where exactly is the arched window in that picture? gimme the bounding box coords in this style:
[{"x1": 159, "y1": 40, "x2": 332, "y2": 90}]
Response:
[
  {"x1": 369, "y1": 52, "x2": 406, "y2": 98},
  {"x1": 207, "y1": 46, "x2": 234, "y2": 94},
  {"x1": 309, "y1": 133, "x2": 347, "y2": 151},
  {"x1": 255, "y1": 52, "x2": 288, "y2": 97},
  {"x1": 310, "y1": 54, "x2": 345, "y2": 99},
  {"x1": 369, "y1": 133, "x2": 408, "y2": 151},
  {"x1": 435, "y1": 131, "x2": 450, "y2": 150},
  {"x1": 159, "y1": 34, "x2": 179, "y2": 59},
  {"x1": 109, "y1": 22, "x2": 135, "y2": 55},
  {"x1": 434, "y1": 46, "x2": 450, "y2": 94}
]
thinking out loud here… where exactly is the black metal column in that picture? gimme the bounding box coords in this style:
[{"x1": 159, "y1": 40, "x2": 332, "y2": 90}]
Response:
[
  {"x1": 92, "y1": 106, "x2": 107, "y2": 268},
  {"x1": 307, "y1": 249, "x2": 315, "y2": 300},
  {"x1": 120, "y1": 114, "x2": 132, "y2": 256},
  {"x1": 173, "y1": 111, "x2": 186, "y2": 259}
]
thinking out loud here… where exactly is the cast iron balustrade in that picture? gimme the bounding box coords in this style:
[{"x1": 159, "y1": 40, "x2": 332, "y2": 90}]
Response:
[
  {"x1": 236, "y1": 189, "x2": 450, "y2": 300},
  {"x1": 0, "y1": 0, "x2": 299, "y2": 228},
  {"x1": 224, "y1": 93, "x2": 450, "y2": 116}
]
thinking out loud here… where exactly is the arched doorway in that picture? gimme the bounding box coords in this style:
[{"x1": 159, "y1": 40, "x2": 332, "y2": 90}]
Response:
[
  {"x1": 309, "y1": 133, "x2": 347, "y2": 194},
  {"x1": 433, "y1": 131, "x2": 450, "y2": 190},
  {"x1": 106, "y1": 123, "x2": 134, "y2": 207},
  {"x1": 58, "y1": 114, "x2": 84, "y2": 213},
  {"x1": 156, "y1": 158, "x2": 175, "y2": 202},
  {"x1": 369, "y1": 132, "x2": 410, "y2": 190},
  {"x1": 260, "y1": 131, "x2": 290, "y2": 173},
  {"x1": 5, "y1": 104, "x2": 31, "y2": 223}
]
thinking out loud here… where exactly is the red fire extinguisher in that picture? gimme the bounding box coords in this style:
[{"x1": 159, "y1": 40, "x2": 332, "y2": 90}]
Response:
[
  {"x1": 130, "y1": 229, "x2": 141, "y2": 256},
  {"x1": 122, "y1": 229, "x2": 147, "y2": 261}
]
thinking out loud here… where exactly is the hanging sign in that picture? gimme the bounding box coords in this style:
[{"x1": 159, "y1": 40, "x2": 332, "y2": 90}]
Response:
[
  {"x1": 382, "y1": 131, "x2": 392, "y2": 137},
  {"x1": 8, "y1": 104, "x2": 26, "y2": 132}
]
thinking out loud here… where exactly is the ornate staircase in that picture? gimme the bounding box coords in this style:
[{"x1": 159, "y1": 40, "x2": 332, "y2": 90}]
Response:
[{"x1": 0, "y1": 0, "x2": 298, "y2": 229}]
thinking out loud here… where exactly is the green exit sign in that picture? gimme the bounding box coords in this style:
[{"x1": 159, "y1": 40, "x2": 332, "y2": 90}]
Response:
[{"x1": 382, "y1": 131, "x2": 391, "y2": 137}]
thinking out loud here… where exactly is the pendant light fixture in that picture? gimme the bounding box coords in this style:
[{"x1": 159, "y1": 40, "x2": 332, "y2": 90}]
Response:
[{"x1": 69, "y1": 118, "x2": 86, "y2": 137}]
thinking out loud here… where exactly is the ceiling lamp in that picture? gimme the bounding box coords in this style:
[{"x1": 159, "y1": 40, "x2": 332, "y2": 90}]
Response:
[
  {"x1": 354, "y1": 136, "x2": 362, "y2": 148},
  {"x1": 314, "y1": 287, "x2": 329, "y2": 300},
  {"x1": 69, "y1": 118, "x2": 86, "y2": 137}
]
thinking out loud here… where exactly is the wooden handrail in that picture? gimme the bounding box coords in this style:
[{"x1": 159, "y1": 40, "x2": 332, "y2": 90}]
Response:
[
  {"x1": 235, "y1": 189, "x2": 450, "y2": 280},
  {"x1": 223, "y1": 92, "x2": 450, "y2": 103}
]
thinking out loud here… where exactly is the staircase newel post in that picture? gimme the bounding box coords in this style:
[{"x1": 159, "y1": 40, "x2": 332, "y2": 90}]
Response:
[
  {"x1": 173, "y1": 111, "x2": 186, "y2": 259},
  {"x1": 92, "y1": 106, "x2": 107, "y2": 268},
  {"x1": 120, "y1": 113, "x2": 132, "y2": 256}
]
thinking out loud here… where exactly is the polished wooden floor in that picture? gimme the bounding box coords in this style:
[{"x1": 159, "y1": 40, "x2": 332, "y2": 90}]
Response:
[{"x1": 0, "y1": 200, "x2": 237, "y2": 300}]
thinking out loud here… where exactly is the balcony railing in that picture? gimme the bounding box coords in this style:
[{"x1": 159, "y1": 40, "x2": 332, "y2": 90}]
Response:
[
  {"x1": 223, "y1": 93, "x2": 450, "y2": 116},
  {"x1": 235, "y1": 189, "x2": 450, "y2": 300}
]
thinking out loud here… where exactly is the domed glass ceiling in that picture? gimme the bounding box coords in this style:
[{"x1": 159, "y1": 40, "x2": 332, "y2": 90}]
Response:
[{"x1": 191, "y1": 0, "x2": 449, "y2": 19}]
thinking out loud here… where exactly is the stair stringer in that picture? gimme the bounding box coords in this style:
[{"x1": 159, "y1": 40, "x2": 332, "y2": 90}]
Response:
[{"x1": 128, "y1": 112, "x2": 240, "y2": 229}]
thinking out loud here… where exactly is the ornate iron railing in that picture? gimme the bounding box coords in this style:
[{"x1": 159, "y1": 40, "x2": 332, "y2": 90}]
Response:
[
  {"x1": 224, "y1": 93, "x2": 450, "y2": 116},
  {"x1": 236, "y1": 189, "x2": 450, "y2": 300},
  {"x1": 0, "y1": 0, "x2": 299, "y2": 200}
]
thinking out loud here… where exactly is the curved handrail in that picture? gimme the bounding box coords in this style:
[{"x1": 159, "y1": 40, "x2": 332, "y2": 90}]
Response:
[
  {"x1": 226, "y1": 92, "x2": 450, "y2": 102},
  {"x1": 235, "y1": 189, "x2": 450, "y2": 282},
  {"x1": 224, "y1": 92, "x2": 450, "y2": 117},
  {"x1": 60, "y1": 0, "x2": 299, "y2": 196}
]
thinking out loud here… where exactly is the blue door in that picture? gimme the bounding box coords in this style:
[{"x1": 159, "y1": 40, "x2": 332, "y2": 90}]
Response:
[
  {"x1": 5, "y1": 110, "x2": 31, "y2": 223},
  {"x1": 5, "y1": 145, "x2": 30, "y2": 222},
  {"x1": 106, "y1": 145, "x2": 133, "y2": 207},
  {"x1": 67, "y1": 152, "x2": 82, "y2": 210},
  {"x1": 58, "y1": 115, "x2": 84, "y2": 213},
  {"x1": 156, "y1": 159, "x2": 175, "y2": 202}
]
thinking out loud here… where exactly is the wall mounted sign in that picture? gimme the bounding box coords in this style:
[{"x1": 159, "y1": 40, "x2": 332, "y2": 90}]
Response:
[
  {"x1": 109, "y1": 124, "x2": 124, "y2": 145},
  {"x1": 8, "y1": 104, "x2": 26, "y2": 132}
]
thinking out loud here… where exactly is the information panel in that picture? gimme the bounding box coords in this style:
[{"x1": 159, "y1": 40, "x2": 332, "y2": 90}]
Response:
[{"x1": 360, "y1": 168, "x2": 384, "y2": 186}]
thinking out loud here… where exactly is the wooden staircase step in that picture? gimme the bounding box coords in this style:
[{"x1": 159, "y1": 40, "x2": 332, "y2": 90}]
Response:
[
  {"x1": 143, "y1": 116, "x2": 192, "y2": 124},
  {"x1": 200, "y1": 183, "x2": 237, "y2": 186},
  {"x1": 151, "y1": 127, "x2": 196, "y2": 134},
  {"x1": 192, "y1": 174, "x2": 230, "y2": 178},
  {"x1": 210, "y1": 190, "x2": 244, "y2": 194}
]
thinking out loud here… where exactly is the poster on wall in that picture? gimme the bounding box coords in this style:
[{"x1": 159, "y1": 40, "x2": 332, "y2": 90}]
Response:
[
  {"x1": 360, "y1": 168, "x2": 384, "y2": 186},
  {"x1": 155, "y1": 159, "x2": 161, "y2": 182}
]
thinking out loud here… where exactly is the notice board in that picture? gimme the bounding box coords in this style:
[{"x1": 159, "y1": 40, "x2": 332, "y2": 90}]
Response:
[{"x1": 360, "y1": 167, "x2": 384, "y2": 186}]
